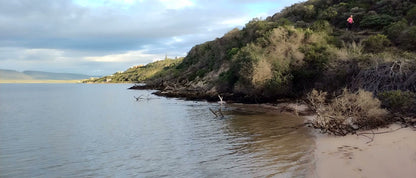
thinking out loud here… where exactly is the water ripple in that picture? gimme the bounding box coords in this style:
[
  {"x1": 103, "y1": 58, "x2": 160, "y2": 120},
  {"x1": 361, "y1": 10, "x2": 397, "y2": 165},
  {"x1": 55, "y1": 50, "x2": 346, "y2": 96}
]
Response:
[{"x1": 0, "y1": 84, "x2": 314, "y2": 177}]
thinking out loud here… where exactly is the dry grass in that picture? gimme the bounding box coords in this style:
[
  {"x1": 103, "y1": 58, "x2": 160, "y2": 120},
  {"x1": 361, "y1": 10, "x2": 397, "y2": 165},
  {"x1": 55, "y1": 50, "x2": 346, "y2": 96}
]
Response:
[
  {"x1": 331, "y1": 41, "x2": 363, "y2": 61},
  {"x1": 307, "y1": 88, "x2": 389, "y2": 135}
]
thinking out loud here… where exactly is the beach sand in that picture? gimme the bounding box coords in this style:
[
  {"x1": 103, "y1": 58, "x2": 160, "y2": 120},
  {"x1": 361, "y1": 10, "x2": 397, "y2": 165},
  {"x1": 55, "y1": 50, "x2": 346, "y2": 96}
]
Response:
[{"x1": 309, "y1": 123, "x2": 416, "y2": 178}]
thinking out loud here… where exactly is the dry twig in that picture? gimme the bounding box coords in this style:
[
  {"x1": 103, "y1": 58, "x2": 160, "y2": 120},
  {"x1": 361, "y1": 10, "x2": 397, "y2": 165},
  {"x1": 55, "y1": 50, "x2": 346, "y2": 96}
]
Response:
[{"x1": 356, "y1": 126, "x2": 404, "y2": 144}]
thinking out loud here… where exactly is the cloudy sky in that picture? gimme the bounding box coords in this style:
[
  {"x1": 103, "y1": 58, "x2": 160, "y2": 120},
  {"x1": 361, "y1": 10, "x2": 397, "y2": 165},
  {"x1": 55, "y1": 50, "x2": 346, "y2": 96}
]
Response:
[{"x1": 0, "y1": 0, "x2": 304, "y2": 76}]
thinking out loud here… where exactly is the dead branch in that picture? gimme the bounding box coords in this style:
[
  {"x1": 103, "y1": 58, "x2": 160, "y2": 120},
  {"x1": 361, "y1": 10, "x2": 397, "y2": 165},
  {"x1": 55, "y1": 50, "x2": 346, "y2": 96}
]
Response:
[
  {"x1": 218, "y1": 108, "x2": 224, "y2": 117},
  {"x1": 134, "y1": 95, "x2": 143, "y2": 101},
  {"x1": 218, "y1": 94, "x2": 226, "y2": 105},
  {"x1": 351, "y1": 61, "x2": 416, "y2": 93},
  {"x1": 209, "y1": 107, "x2": 225, "y2": 118},
  {"x1": 134, "y1": 95, "x2": 153, "y2": 101},
  {"x1": 209, "y1": 108, "x2": 218, "y2": 117},
  {"x1": 356, "y1": 127, "x2": 404, "y2": 144},
  {"x1": 357, "y1": 126, "x2": 404, "y2": 135}
]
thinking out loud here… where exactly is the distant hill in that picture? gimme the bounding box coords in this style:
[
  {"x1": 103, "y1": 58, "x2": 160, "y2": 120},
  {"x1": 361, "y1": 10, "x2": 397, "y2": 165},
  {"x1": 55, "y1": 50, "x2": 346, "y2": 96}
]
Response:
[
  {"x1": 0, "y1": 69, "x2": 92, "y2": 80},
  {"x1": 22, "y1": 70, "x2": 92, "y2": 80},
  {"x1": 0, "y1": 69, "x2": 33, "y2": 80}
]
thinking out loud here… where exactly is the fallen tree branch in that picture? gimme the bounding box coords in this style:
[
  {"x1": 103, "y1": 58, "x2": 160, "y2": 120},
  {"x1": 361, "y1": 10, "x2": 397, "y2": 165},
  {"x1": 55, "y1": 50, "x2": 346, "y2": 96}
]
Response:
[
  {"x1": 357, "y1": 126, "x2": 404, "y2": 135},
  {"x1": 134, "y1": 95, "x2": 143, "y2": 101},
  {"x1": 209, "y1": 108, "x2": 218, "y2": 117},
  {"x1": 356, "y1": 126, "x2": 404, "y2": 144},
  {"x1": 218, "y1": 108, "x2": 224, "y2": 117}
]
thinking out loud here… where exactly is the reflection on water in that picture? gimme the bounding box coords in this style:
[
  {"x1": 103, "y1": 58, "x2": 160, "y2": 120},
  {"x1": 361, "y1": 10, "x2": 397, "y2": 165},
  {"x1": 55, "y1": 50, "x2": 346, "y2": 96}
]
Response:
[
  {"x1": 223, "y1": 105, "x2": 314, "y2": 177},
  {"x1": 0, "y1": 84, "x2": 314, "y2": 177}
]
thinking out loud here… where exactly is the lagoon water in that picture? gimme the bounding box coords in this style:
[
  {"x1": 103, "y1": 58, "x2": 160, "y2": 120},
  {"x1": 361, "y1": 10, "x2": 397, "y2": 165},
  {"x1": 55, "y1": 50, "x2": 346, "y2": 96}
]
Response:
[{"x1": 0, "y1": 84, "x2": 314, "y2": 177}]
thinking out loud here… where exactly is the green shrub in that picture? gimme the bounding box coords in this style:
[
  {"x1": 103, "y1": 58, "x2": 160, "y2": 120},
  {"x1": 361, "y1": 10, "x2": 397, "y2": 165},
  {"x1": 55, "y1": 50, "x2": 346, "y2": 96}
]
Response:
[
  {"x1": 219, "y1": 70, "x2": 237, "y2": 84},
  {"x1": 232, "y1": 43, "x2": 262, "y2": 92},
  {"x1": 362, "y1": 34, "x2": 391, "y2": 53},
  {"x1": 227, "y1": 48, "x2": 239, "y2": 59},
  {"x1": 301, "y1": 43, "x2": 330, "y2": 71},
  {"x1": 302, "y1": 5, "x2": 316, "y2": 20},
  {"x1": 360, "y1": 14, "x2": 395, "y2": 30},
  {"x1": 319, "y1": 6, "x2": 338, "y2": 20},
  {"x1": 406, "y1": 6, "x2": 416, "y2": 24},
  {"x1": 311, "y1": 20, "x2": 333, "y2": 33},
  {"x1": 403, "y1": 26, "x2": 416, "y2": 50},
  {"x1": 276, "y1": 18, "x2": 293, "y2": 26},
  {"x1": 307, "y1": 89, "x2": 389, "y2": 135},
  {"x1": 384, "y1": 19, "x2": 408, "y2": 40},
  {"x1": 295, "y1": 20, "x2": 308, "y2": 28},
  {"x1": 378, "y1": 90, "x2": 416, "y2": 115}
]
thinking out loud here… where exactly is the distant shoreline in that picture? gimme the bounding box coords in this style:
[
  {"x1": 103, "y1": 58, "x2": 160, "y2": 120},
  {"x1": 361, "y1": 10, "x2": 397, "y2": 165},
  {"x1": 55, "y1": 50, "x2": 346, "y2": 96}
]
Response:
[{"x1": 0, "y1": 80, "x2": 83, "y2": 84}]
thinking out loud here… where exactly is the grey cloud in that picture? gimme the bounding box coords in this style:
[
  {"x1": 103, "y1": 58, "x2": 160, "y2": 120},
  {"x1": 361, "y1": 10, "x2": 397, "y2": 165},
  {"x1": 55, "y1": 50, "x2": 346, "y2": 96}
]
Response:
[
  {"x1": 0, "y1": 0, "x2": 303, "y2": 75},
  {"x1": 0, "y1": 0, "x2": 238, "y2": 53}
]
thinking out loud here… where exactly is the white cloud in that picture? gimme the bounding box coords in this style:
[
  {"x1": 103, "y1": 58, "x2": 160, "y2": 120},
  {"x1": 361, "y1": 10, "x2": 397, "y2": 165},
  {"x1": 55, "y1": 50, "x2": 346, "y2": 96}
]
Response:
[
  {"x1": 164, "y1": 36, "x2": 184, "y2": 46},
  {"x1": 220, "y1": 17, "x2": 251, "y2": 27},
  {"x1": 73, "y1": 0, "x2": 139, "y2": 8},
  {"x1": 22, "y1": 48, "x2": 65, "y2": 61},
  {"x1": 85, "y1": 50, "x2": 162, "y2": 63},
  {"x1": 158, "y1": 0, "x2": 194, "y2": 9}
]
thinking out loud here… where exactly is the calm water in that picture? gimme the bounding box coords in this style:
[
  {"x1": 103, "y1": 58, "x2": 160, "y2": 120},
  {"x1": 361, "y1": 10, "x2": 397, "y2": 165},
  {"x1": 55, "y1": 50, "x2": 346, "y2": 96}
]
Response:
[{"x1": 0, "y1": 84, "x2": 314, "y2": 177}]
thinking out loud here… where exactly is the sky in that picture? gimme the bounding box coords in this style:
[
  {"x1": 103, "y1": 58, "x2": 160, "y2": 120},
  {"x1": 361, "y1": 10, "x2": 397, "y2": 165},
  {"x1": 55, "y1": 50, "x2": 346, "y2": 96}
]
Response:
[{"x1": 0, "y1": 0, "x2": 304, "y2": 76}]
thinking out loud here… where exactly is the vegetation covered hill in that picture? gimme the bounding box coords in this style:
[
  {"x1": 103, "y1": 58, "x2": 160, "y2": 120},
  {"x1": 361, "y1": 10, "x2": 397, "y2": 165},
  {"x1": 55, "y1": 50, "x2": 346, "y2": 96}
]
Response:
[
  {"x1": 99, "y1": 0, "x2": 416, "y2": 134},
  {"x1": 137, "y1": 0, "x2": 415, "y2": 102},
  {"x1": 83, "y1": 57, "x2": 183, "y2": 83},
  {"x1": 101, "y1": 0, "x2": 416, "y2": 111}
]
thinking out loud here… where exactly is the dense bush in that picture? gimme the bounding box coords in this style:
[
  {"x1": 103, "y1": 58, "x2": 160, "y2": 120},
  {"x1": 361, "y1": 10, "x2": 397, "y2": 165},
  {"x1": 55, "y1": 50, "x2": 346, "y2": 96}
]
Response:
[
  {"x1": 360, "y1": 14, "x2": 395, "y2": 30},
  {"x1": 319, "y1": 6, "x2": 338, "y2": 21},
  {"x1": 307, "y1": 89, "x2": 389, "y2": 135},
  {"x1": 311, "y1": 20, "x2": 333, "y2": 33},
  {"x1": 231, "y1": 26, "x2": 310, "y2": 97},
  {"x1": 362, "y1": 34, "x2": 391, "y2": 53},
  {"x1": 400, "y1": 26, "x2": 416, "y2": 50},
  {"x1": 276, "y1": 18, "x2": 293, "y2": 26},
  {"x1": 378, "y1": 90, "x2": 416, "y2": 116},
  {"x1": 384, "y1": 19, "x2": 408, "y2": 41},
  {"x1": 297, "y1": 43, "x2": 331, "y2": 76},
  {"x1": 282, "y1": 4, "x2": 317, "y2": 22},
  {"x1": 406, "y1": 6, "x2": 416, "y2": 25}
]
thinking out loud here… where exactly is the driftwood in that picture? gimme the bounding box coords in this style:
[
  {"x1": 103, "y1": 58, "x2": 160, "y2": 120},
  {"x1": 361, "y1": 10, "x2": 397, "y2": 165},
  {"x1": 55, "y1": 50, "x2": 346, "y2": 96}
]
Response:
[
  {"x1": 134, "y1": 95, "x2": 152, "y2": 101},
  {"x1": 218, "y1": 95, "x2": 226, "y2": 105},
  {"x1": 134, "y1": 95, "x2": 143, "y2": 101},
  {"x1": 209, "y1": 107, "x2": 224, "y2": 118},
  {"x1": 209, "y1": 94, "x2": 226, "y2": 118},
  {"x1": 356, "y1": 126, "x2": 405, "y2": 144},
  {"x1": 210, "y1": 108, "x2": 224, "y2": 117},
  {"x1": 209, "y1": 108, "x2": 218, "y2": 117}
]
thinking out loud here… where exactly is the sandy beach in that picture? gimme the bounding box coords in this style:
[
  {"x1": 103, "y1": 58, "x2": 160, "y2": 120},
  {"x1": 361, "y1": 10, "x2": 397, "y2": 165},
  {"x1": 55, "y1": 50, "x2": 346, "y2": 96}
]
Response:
[
  {"x1": 309, "y1": 123, "x2": 416, "y2": 178},
  {"x1": 230, "y1": 103, "x2": 416, "y2": 178}
]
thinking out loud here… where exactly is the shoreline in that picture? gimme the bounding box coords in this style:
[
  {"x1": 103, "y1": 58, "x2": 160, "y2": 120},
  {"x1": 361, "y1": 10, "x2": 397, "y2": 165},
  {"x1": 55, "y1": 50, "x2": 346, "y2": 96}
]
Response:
[{"x1": 308, "y1": 121, "x2": 416, "y2": 178}]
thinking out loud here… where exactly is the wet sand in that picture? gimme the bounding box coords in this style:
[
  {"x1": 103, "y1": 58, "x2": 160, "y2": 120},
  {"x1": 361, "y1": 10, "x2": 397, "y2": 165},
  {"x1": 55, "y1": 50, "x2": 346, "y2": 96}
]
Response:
[
  {"x1": 309, "y1": 123, "x2": 416, "y2": 178},
  {"x1": 228, "y1": 103, "x2": 416, "y2": 178}
]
